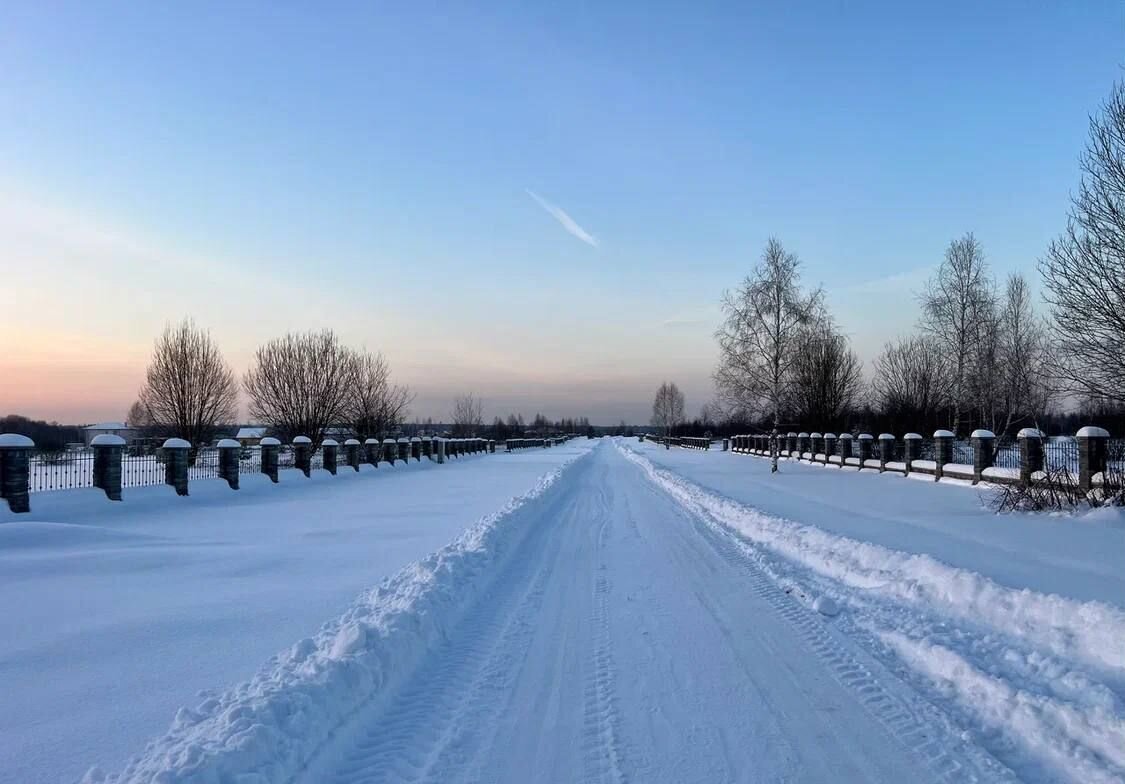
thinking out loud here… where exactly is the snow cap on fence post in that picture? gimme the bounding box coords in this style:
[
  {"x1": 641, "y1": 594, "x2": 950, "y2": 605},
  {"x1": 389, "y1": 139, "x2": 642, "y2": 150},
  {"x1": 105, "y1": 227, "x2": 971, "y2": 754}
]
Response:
[
  {"x1": 217, "y1": 438, "x2": 241, "y2": 490},
  {"x1": 292, "y1": 436, "x2": 312, "y2": 477},
  {"x1": 0, "y1": 433, "x2": 34, "y2": 513},
  {"x1": 1076, "y1": 426, "x2": 1110, "y2": 492},
  {"x1": 90, "y1": 433, "x2": 126, "y2": 501},
  {"x1": 344, "y1": 438, "x2": 361, "y2": 471},
  {"x1": 260, "y1": 437, "x2": 280, "y2": 483},
  {"x1": 970, "y1": 429, "x2": 995, "y2": 485},
  {"x1": 1017, "y1": 428, "x2": 1044, "y2": 486},
  {"x1": 932, "y1": 430, "x2": 955, "y2": 482},
  {"x1": 322, "y1": 439, "x2": 339, "y2": 476},
  {"x1": 903, "y1": 433, "x2": 922, "y2": 474},
  {"x1": 161, "y1": 438, "x2": 191, "y2": 496}
]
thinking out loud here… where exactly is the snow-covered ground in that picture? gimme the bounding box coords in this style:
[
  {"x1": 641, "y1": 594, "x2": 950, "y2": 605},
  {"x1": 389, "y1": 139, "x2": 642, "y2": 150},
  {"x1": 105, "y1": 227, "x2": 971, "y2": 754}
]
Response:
[
  {"x1": 0, "y1": 442, "x2": 593, "y2": 784},
  {"x1": 3, "y1": 438, "x2": 1123, "y2": 783}
]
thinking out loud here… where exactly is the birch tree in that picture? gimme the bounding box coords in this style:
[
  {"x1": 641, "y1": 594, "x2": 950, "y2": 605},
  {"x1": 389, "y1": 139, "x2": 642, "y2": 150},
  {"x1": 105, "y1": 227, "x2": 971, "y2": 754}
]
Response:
[
  {"x1": 1040, "y1": 81, "x2": 1125, "y2": 405},
  {"x1": 714, "y1": 238, "x2": 822, "y2": 471},
  {"x1": 651, "y1": 382, "x2": 685, "y2": 445}
]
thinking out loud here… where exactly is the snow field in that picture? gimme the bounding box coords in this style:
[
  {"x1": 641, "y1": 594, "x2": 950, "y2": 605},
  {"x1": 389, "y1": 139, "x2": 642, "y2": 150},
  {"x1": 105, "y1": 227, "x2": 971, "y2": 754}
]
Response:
[{"x1": 619, "y1": 441, "x2": 1125, "y2": 783}]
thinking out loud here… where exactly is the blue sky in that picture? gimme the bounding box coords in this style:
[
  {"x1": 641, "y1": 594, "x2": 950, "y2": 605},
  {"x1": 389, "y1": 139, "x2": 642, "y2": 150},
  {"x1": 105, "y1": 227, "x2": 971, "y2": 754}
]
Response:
[{"x1": 1, "y1": 1, "x2": 1122, "y2": 424}]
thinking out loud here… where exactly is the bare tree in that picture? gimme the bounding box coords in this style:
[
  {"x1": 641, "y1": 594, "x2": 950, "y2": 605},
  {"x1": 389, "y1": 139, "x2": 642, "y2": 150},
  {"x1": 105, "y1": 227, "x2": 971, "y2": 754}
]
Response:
[
  {"x1": 651, "y1": 381, "x2": 686, "y2": 445},
  {"x1": 997, "y1": 273, "x2": 1053, "y2": 435},
  {"x1": 715, "y1": 238, "x2": 822, "y2": 471},
  {"x1": 243, "y1": 330, "x2": 359, "y2": 446},
  {"x1": 450, "y1": 393, "x2": 484, "y2": 437},
  {"x1": 919, "y1": 232, "x2": 995, "y2": 435},
  {"x1": 348, "y1": 351, "x2": 413, "y2": 440},
  {"x1": 137, "y1": 318, "x2": 239, "y2": 447},
  {"x1": 871, "y1": 335, "x2": 950, "y2": 434},
  {"x1": 1040, "y1": 81, "x2": 1125, "y2": 406},
  {"x1": 788, "y1": 322, "x2": 862, "y2": 429}
]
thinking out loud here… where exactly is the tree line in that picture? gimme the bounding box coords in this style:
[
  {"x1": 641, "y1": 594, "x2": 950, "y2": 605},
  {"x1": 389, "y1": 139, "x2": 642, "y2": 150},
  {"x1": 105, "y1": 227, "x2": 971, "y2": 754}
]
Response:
[{"x1": 701, "y1": 80, "x2": 1125, "y2": 441}]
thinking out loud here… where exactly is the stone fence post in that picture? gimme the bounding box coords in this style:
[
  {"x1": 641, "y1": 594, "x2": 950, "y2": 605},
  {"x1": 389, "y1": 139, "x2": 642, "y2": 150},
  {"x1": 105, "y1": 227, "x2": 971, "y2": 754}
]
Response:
[
  {"x1": 1077, "y1": 426, "x2": 1110, "y2": 492},
  {"x1": 344, "y1": 438, "x2": 361, "y2": 471},
  {"x1": 970, "y1": 429, "x2": 995, "y2": 485},
  {"x1": 878, "y1": 433, "x2": 894, "y2": 472},
  {"x1": 217, "y1": 438, "x2": 241, "y2": 489},
  {"x1": 823, "y1": 433, "x2": 837, "y2": 465},
  {"x1": 411, "y1": 437, "x2": 422, "y2": 461},
  {"x1": 797, "y1": 432, "x2": 809, "y2": 460},
  {"x1": 293, "y1": 436, "x2": 312, "y2": 477},
  {"x1": 422, "y1": 437, "x2": 433, "y2": 460},
  {"x1": 163, "y1": 438, "x2": 191, "y2": 495},
  {"x1": 810, "y1": 433, "x2": 822, "y2": 462},
  {"x1": 383, "y1": 437, "x2": 397, "y2": 466},
  {"x1": 436, "y1": 437, "x2": 446, "y2": 464},
  {"x1": 364, "y1": 438, "x2": 380, "y2": 467},
  {"x1": 1018, "y1": 428, "x2": 1044, "y2": 486},
  {"x1": 0, "y1": 434, "x2": 34, "y2": 513},
  {"x1": 933, "y1": 430, "x2": 954, "y2": 481},
  {"x1": 397, "y1": 437, "x2": 410, "y2": 463},
  {"x1": 787, "y1": 432, "x2": 797, "y2": 457},
  {"x1": 322, "y1": 439, "x2": 339, "y2": 475},
  {"x1": 91, "y1": 434, "x2": 125, "y2": 500},
  {"x1": 261, "y1": 437, "x2": 280, "y2": 482},
  {"x1": 903, "y1": 433, "x2": 922, "y2": 474},
  {"x1": 489, "y1": 439, "x2": 496, "y2": 453},
  {"x1": 839, "y1": 433, "x2": 853, "y2": 464},
  {"x1": 856, "y1": 434, "x2": 872, "y2": 469}
]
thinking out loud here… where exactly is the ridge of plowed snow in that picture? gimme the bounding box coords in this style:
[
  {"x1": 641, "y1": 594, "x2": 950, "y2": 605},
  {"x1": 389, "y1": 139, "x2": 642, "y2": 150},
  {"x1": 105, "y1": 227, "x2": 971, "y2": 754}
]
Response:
[
  {"x1": 85, "y1": 449, "x2": 592, "y2": 784},
  {"x1": 618, "y1": 444, "x2": 1125, "y2": 675}
]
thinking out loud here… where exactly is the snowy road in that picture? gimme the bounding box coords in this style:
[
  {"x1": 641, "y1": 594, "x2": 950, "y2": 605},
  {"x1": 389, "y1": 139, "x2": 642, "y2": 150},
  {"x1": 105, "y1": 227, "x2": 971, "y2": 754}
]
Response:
[{"x1": 295, "y1": 442, "x2": 999, "y2": 784}]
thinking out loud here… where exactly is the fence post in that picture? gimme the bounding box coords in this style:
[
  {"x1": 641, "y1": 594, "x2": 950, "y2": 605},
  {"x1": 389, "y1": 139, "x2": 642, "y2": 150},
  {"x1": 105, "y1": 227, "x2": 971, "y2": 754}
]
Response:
[
  {"x1": 878, "y1": 433, "x2": 894, "y2": 472},
  {"x1": 785, "y1": 432, "x2": 796, "y2": 457},
  {"x1": 933, "y1": 430, "x2": 954, "y2": 481},
  {"x1": 823, "y1": 433, "x2": 837, "y2": 465},
  {"x1": 422, "y1": 436, "x2": 433, "y2": 460},
  {"x1": 344, "y1": 439, "x2": 361, "y2": 471},
  {"x1": 91, "y1": 434, "x2": 126, "y2": 500},
  {"x1": 436, "y1": 437, "x2": 446, "y2": 464},
  {"x1": 796, "y1": 432, "x2": 808, "y2": 460},
  {"x1": 217, "y1": 438, "x2": 241, "y2": 489},
  {"x1": 1077, "y1": 426, "x2": 1110, "y2": 493},
  {"x1": 383, "y1": 437, "x2": 397, "y2": 466},
  {"x1": 293, "y1": 436, "x2": 312, "y2": 477},
  {"x1": 489, "y1": 439, "x2": 496, "y2": 453},
  {"x1": 1018, "y1": 428, "x2": 1044, "y2": 486},
  {"x1": 163, "y1": 438, "x2": 191, "y2": 496},
  {"x1": 0, "y1": 434, "x2": 34, "y2": 513},
  {"x1": 364, "y1": 438, "x2": 380, "y2": 467},
  {"x1": 261, "y1": 437, "x2": 280, "y2": 483},
  {"x1": 839, "y1": 433, "x2": 853, "y2": 465},
  {"x1": 855, "y1": 434, "x2": 872, "y2": 469},
  {"x1": 903, "y1": 433, "x2": 922, "y2": 474},
  {"x1": 410, "y1": 437, "x2": 421, "y2": 461},
  {"x1": 970, "y1": 430, "x2": 995, "y2": 485},
  {"x1": 395, "y1": 437, "x2": 408, "y2": 463},
  {"x1": 322, "y1": 439, "x2": 339, "y2": 475}
]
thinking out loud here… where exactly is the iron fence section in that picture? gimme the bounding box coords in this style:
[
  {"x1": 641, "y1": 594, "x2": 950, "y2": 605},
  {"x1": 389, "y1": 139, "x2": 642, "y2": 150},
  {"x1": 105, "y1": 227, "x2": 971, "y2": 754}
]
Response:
[
  {"x1": 188, "y1": 448, "x2": 221, "y2": 482},
  {"x1": 29, "y1": 449, "x2": 94, "y2": 493},
  {"x1": 121, "y1": 450, "x2": 165, "y2": 488}
]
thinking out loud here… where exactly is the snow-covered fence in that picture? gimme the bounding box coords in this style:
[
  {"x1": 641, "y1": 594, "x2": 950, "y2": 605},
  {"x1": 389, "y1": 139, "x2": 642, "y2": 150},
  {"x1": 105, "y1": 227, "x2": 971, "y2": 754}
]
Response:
[
  {"x1": 0, "y1": 430, "x2": 497, "y2": 513},
  {"x1": 727, "y1": 426, "x2": 1119, "y2": 492}
]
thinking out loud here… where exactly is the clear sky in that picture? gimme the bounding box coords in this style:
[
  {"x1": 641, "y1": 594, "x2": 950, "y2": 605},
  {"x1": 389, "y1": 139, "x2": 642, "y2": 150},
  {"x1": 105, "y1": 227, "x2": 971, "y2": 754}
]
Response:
[{"x1": 1, "y1": 1, "x2": 1123, "y2": 425}]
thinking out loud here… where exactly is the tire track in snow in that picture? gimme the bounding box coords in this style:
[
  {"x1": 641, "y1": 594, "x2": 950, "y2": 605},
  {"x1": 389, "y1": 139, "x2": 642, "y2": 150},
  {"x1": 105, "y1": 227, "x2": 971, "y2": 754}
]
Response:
[
  {"x1": 581, "y1": 499, "x2": 627, "y2": 784},
  {"x1": 619, "y1": 443, "x2": 1017, "y2": 784}
]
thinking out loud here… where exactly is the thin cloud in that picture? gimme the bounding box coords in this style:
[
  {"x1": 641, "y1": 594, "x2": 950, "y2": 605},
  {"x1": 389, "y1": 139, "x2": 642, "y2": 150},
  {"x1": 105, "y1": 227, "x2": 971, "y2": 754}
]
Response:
[{"x1": 526, "y1": 189, "x2": 599, "y2": 247}]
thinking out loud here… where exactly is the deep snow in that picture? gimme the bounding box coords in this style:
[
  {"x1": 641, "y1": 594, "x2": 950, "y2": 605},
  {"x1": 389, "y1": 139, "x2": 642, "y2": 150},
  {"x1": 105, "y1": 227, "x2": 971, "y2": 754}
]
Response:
[
  {"x1": 3, "y1": 437, "x2": 1123, "y2": 784},
  {"x1": 0, "y1": 443, "x2": 593, "y2": 784}
]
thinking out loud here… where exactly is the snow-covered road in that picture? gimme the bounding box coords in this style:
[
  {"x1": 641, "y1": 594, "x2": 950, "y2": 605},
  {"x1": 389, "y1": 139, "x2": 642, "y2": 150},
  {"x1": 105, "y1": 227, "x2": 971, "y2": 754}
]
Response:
[{"x1": 293, "y1": 442, "x2": 1009, "y2": 784}]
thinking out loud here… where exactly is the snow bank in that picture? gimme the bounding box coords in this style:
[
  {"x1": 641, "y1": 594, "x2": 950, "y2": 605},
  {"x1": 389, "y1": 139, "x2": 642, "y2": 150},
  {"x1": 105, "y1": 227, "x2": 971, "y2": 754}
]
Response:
[
  {"x1": 619, "y1": 444, "x2": 1125, "y2": 674},
  {"x1": 881, "y1": 630, "x2": 1125, "y2": 784},
  {"x1": 91, "y1": 450, "x2": 590, "y2": 784}
]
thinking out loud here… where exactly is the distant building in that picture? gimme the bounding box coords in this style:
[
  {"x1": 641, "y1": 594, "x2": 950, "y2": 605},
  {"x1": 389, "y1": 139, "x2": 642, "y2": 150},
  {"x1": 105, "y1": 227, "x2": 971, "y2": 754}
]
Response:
[
  {"x1": 83, "y1": 422, "x2": 138, "y2": 447},
  {"x1": 235, "y1": 426, "x2": 268, "y2": 446}
]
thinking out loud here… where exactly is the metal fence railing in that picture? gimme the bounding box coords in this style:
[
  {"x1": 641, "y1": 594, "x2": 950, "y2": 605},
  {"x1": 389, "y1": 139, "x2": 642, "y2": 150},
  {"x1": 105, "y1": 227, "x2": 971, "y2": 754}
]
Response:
[
  {"x1": 187, "y1": 448, "x2": 221, "y2": 482},
  {"x1": 122, "y1": 450, "x2": 165, "y2": 488},
  {"x1": 29, "y1": 449, "x2": 95, "y2": 493}
]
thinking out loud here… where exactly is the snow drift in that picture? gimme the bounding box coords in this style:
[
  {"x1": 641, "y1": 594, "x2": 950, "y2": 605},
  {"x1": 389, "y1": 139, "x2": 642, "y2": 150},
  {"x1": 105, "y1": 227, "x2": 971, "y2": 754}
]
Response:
[{"x1": 86, "y1": 449, "x2": 591, "y2": 784}]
